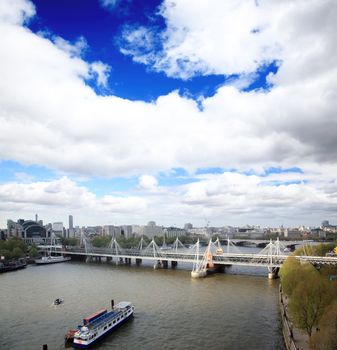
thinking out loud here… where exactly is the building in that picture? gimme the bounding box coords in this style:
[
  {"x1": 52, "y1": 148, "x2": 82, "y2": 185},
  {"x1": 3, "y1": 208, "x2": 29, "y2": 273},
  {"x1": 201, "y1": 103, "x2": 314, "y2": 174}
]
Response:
[
  {"x1": 163, "y1": 227, "x2": 186, "y2": 238},
  {"x1": 184, "y1": 223, "x2": 193, "y2": 230},
  {"x1": 68, "y1": 215, "x2": 74, "y2": 238},
  {"x1": 132, "y1": 221, "x2": 163, "y2": 238},
  {"x1": 52, "y1": 222, "x2": 64, "y2": 238},
  {"x1": 121, "y1": 225, "x2": 133, "y2": 238},
  {"x1": 103, "y1": 225, "x2": 122, "y2": 238},
  {"x1": 283, "y1": 228, "x2": 302, "y2": 239},
  {"x1": 7, "y1": 219, "x2": 48, "y2": 244}
]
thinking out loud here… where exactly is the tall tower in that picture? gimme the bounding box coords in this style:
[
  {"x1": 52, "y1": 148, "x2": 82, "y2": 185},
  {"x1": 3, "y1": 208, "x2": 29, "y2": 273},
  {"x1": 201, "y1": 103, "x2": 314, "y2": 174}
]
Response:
[
  {"x1": 35, "y1": 214, "x2": 38, "y2": 222},
  {"x1": 69, "y1": 215, "x2": 73, "y2": 230}
]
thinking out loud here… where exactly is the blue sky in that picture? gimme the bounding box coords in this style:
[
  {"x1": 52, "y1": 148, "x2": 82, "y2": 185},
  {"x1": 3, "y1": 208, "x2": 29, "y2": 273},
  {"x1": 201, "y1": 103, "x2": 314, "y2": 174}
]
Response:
[{"x1": 0, "y1": 0, "x2": 336, "y2": 228}]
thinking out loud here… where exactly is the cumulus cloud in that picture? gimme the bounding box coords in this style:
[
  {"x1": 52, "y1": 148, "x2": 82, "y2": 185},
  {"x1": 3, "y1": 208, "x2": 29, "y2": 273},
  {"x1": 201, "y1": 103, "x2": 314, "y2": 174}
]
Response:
[
  {"x1": 138, "y1": 175, "x2": 159, "y2": 192},
  {"x1": 53, "y1": 35, "x2": 88, "y2": 58},
  {"x1": 0, "y1": 0, "x2": 337, "y2": 226},
  {"x1": 1, "y1": 171, "x2": 337, "y2": 227},
  {"x1": 0, "y1": 0, "x2": 35, "y2": 25},
  {"x1": 0, "y1": 177, "x2": 147, "y2": 225},
  {"x1": 119, "y1": 0, "x2": 337, "y2": 82}
]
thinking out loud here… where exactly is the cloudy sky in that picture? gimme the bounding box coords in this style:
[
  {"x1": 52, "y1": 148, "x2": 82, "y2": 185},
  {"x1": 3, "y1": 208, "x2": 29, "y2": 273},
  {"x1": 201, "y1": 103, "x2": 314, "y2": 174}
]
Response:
[{"x1": 0, "y1": 0, "x2": 337, "y2": 229}]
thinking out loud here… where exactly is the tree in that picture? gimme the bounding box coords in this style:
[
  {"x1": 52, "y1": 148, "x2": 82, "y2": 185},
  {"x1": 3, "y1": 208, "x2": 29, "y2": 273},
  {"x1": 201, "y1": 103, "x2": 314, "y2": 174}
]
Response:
[
  {"x1": 28, "y1": 245, "x2": 39, "y2": 258},
  {"x1": 289, "y1": 272, "x2": 335, "y2": 336},
  {"x1": 91, "y1": 235, "x2": 111, "y2": 247},
  {"x1": 310, "y1": 300, "x2": 337, "y2": 350},
  {"x1": 0, "y1": 249, "x2": 11, "y2": 260},
  {"x1": 279, "y1": 256, "x2": 302, "y2": 296},
  {"x1": 11, "y1": 247, "x2": 23, "y2": 259}
]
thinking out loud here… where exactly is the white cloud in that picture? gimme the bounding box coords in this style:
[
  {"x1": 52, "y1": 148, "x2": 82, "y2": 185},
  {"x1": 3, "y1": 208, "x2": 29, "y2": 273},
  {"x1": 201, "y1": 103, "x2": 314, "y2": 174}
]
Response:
[
  {"x1": 53, "y1": 36, "x2": 88, "y2": 58},
  {"x1": 90, "y1": 61, "x2": 111, "y2": 87},
  {"x1": 0, "y1": 0, "x2": 337, "y2": 226},
  {"x1": 0, "y1": 177, "x2": 147, "y2": 225},
  {"x1": 119, "y1": 0, "x2": 337, "y2": 83},
  {"x1": 138, "y1": 175, "x2": 159, "y2": 192},
  {"x1": 0, "y1": 0, "x2": 35, "y2": 25},
  {"x1": 99, "y1": 0, "x2": 121, "y2": 10}
]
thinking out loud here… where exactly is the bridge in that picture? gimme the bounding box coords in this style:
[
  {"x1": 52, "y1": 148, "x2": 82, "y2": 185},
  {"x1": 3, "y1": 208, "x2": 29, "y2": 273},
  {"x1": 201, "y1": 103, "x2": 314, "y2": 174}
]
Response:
[{"x1": 40, "y1": 236, "x2": 337, "y2": 279}]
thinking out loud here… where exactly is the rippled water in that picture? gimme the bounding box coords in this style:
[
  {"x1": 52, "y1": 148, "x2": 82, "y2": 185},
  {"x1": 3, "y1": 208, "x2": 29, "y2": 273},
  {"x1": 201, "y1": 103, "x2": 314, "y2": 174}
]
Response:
[{"x1": 0, "y1": 257, "x2": 285, "y2": 350}]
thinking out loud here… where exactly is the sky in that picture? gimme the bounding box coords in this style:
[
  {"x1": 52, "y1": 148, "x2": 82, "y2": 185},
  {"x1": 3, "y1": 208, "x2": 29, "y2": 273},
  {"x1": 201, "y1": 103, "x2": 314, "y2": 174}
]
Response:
[{"x1": 0, "y1": 0, "x2": 337, "y2": 229}]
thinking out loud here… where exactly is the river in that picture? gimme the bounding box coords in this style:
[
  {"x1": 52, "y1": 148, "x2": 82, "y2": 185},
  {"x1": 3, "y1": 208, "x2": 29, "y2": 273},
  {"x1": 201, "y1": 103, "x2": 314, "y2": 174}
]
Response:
[{"x1": 0, "y1": 252, "x2": 285, "y2": 350}]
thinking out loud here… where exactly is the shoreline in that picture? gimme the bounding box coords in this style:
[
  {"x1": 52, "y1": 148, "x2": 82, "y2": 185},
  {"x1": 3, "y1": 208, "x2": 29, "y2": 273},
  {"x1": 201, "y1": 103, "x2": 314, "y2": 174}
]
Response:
[{"x1": 279, "y1": 285, "x2": 308, "y2": 350}]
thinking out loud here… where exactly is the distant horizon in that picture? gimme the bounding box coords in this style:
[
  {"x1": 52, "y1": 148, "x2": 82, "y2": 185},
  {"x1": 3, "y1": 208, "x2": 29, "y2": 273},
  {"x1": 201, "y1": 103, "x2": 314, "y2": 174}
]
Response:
[
  {"x1": 1, "y1": 0, "x2": 337, "y2": 228},
  {"x1": 2, "y1": 214, "x2": 333, "y2": 230}
]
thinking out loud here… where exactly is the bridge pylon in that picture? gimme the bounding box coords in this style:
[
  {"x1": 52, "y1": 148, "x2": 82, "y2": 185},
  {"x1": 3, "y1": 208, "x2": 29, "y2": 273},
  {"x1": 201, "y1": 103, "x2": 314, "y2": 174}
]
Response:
[{"x1": 191, "y1": 239, "x2": 219, "y2": 278}]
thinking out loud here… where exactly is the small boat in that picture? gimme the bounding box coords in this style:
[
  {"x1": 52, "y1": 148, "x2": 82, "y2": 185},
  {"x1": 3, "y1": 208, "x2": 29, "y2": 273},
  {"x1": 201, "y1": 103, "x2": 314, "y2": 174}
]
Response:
[
  {"x1": 66, "y1": 300, "x2": 134, "y2": 348},
  {"x1": 35, "y1": 255, "x2": 71, "y2": 265},
  {"x1": 54, "y1": 298, "x2": 64, "y2": 306}
]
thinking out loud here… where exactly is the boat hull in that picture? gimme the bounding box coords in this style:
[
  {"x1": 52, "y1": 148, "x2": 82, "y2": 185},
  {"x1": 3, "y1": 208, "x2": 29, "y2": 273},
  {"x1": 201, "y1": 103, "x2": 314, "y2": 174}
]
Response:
[
  {"x1": 72, "y1": 312, "x2": 134, "y2": 349},
  {"x1": 35, "y1": 257, "x2": 71, "y2": 265}
]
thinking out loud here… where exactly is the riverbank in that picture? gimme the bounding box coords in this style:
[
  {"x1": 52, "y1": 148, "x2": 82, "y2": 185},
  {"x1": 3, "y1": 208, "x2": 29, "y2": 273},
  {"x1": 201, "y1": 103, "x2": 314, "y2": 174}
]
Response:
[{"x1": 279, "y1": 285, "x2": 309, "y2": 350}]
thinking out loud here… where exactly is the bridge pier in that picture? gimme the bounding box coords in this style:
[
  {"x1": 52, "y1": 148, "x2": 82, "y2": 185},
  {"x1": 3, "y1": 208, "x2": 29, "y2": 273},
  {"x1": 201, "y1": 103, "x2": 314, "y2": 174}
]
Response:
[
  {"x1": 135, "y1": 258, "x2": 142, "y2": 266},
  {"x1": 162, "y1": 260, "x2": 168, "y2": 269},
  {"x1": 171, "y1": 261, "x2": 178, "y2": 269},
  {"x1": 214, "y1": 264, "x2": 225, "y2": 273},
  {"x1": 268, "y1": 267, "x2": 279, "y2": 279},
  {"x1": 106, "y1": 257, "x2": 112, "y2": 262}
]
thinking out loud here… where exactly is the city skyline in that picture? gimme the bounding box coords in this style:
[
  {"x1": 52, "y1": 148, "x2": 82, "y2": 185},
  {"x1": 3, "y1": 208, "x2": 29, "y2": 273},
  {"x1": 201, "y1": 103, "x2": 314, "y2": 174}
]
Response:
[{"x1": 1, "y1": 0, "x2": 337, "y2": 228}]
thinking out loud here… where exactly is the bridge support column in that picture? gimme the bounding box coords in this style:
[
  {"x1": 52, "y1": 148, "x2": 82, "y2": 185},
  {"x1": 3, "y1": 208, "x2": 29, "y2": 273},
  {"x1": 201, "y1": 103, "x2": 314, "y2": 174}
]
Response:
[
  {"x1": 162, "y1": 260, "x2": 168, "y2": 269},
  {"x1": 106, "y1": 257, "x2": 112, "y2": 262},
  {"x1": 171, "y1": 261, "x2": 178, "y2": 269},
  {"x1": 135, "y1": 258, "x2": 142, "y2": 265},
  {"x1": 214, "y1": 264, "x2": 225, "y2": 273},
  {"x1": 268, "y1": 267, "x2": 279, "y2": 279}
]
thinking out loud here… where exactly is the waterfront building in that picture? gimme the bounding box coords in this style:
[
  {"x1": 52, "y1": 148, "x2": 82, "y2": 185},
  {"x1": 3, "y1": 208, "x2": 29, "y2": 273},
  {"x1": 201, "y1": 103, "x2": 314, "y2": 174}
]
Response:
[
  {"x1": 7, "y1": 218, "x2": 48, "y2": 244},
  {"x1": 283, "y1": 228, "x2": 302, "y2": 239},
  {"x1": 163, "y1": 227, "x2": 186, "y2": 238},
  {"x1": 188, "y1": 227, "x2": 211, "y2": 238}
]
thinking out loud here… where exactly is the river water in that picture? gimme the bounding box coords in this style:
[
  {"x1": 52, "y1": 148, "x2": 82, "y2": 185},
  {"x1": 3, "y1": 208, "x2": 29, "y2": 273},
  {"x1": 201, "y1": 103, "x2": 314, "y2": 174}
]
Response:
[{"x1": 0, "y1": 252, "x2": 285, "y2": 350}]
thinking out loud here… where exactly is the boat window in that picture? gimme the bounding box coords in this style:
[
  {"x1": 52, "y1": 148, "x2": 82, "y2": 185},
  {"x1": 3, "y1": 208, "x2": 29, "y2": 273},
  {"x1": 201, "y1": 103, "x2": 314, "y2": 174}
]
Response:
[
  {"x1": 109, "y1": 323, "x2": 111, "y2": 327},
  {"x1": 104, "y1": 326, "x2": 107, "y2": 330},
  {"x1": 113, "y1": 320, "x2": 116, "y2": 324}
]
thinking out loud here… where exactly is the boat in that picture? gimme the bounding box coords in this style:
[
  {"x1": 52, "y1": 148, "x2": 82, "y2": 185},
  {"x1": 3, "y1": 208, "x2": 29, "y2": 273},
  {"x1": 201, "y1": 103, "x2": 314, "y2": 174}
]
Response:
[
  {"x1": 66, "y1": 300, "x2": 134, "y2": 348},
  {"x1": 0, "y1": 258, "x2": 27, "y2": 273},
  {"x1": 35, "y1": 255, "x2": 71, "y2": 265},
  {"x1": 54, "y1": 298, "x2": 64, "y2": 306}
]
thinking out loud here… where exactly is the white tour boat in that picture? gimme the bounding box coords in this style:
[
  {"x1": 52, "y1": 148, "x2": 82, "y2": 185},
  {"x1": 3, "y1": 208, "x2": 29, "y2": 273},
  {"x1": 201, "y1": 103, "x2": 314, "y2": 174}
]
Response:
[{"x1": 66, "y1": 300, "x2": 134, "y2": 348}]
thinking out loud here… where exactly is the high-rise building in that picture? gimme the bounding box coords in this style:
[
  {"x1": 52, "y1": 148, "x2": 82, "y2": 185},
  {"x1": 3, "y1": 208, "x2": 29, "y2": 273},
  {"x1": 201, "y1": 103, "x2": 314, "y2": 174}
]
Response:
[
  {"x1": 52, "y1": 222, "x2": 64, "y2": 238},
  {"x1": 68, "y1": 215, "x2": 74, "y2": 238},
  {"x1": 69, "y1": 215, "x2": 74, "y2": 230}
]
